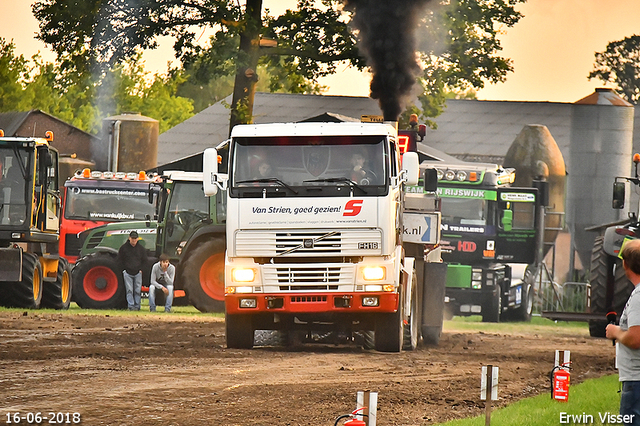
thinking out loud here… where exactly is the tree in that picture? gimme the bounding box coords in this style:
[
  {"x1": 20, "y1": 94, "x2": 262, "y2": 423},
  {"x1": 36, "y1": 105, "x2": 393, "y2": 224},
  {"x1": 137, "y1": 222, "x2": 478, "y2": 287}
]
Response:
[
  {"x1": 33, "y1": 0, "x2": 523, "y2": 130},
  {"x1": 589, "y1": 35, "x2": 640, "y2": 104}
]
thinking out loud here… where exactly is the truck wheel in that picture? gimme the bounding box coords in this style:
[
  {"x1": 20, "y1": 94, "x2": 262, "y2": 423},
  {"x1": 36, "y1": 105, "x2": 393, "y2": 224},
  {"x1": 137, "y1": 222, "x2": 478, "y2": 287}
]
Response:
[
  {"x1": 421, "y1": 262, "x2": 447, "y2": 345},
  {"x1": 589, "y1": 236, "x2": 634, "y2": 337},
  {"x1": 226, "y1": 313, "x2": 254, "y2": 349},
  {"x1": 6, "y1": 253, "x2": 43, "y2": 309},
  {"x1": 511, "y1": 266, "x2": 534, "y2": 322},
  {"x1": 183, "y1": 238, "x2": 226, "y2": 313},
  {"x1": 41, "y1": 258, "x2": 72, "y2": 310},
  {"x1": 72, "y1": 254, "x2": 127, "y2": 309},
  {"x1": 482, "y1": 286, "x2": 501, "y2": 323},
  {"x1": 402, "y1": 269, "x2": 419, "y2": 351},
  {"x1": 375, "y1": 289, "x2": 403, "y2": 352}
]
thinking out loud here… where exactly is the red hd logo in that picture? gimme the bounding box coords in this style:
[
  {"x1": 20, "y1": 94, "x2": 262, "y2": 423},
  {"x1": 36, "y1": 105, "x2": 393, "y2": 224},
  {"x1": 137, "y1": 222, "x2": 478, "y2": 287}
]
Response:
[{"x1": 343, "y1": 200, "x2": 363, "y2": 216}]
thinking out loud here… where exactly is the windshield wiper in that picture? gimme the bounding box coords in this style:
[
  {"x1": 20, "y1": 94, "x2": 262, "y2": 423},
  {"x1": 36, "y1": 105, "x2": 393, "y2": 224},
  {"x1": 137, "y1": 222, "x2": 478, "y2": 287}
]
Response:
[
  {"x1": 276, "y1": 231, "x2": 339, "y2": 257},
  {"x1": 303, "y1": 177, "x2": 367, "y2": 194},
  {"x1": 236, "y1": 178, "x2": 298, "y2": 194}
]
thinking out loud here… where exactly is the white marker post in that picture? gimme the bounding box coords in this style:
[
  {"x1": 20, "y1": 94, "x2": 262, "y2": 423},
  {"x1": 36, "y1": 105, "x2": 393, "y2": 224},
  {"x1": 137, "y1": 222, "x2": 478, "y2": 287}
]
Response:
[
  {"x1": 356, "y1": 391, "x2": 378, "y2": 426},
  {"x1": 481, "y1": 365, "x2": 499, "y2": 426}
]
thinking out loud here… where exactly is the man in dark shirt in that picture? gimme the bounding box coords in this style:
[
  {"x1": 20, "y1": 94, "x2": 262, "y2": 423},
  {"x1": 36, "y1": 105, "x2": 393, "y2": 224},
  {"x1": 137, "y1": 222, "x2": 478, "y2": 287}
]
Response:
[{"x1": 117, "y1": 230, "x2": 148, "y2": 310}]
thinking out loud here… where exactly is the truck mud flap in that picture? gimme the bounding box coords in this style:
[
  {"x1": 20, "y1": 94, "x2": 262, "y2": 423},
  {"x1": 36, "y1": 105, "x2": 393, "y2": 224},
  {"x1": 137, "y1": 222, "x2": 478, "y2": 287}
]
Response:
[
  {"x1": 0, "y1": 247, "x2": 22, "y2": 282},
  {"x1": 421, "y1": 262, "x2": 447, "y2": 330}
]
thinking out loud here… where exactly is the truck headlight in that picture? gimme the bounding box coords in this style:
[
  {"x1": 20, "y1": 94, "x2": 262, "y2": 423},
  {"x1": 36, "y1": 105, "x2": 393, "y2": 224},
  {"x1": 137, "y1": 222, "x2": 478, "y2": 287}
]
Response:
[
  {"x1": 232, "y1": 268, "x2": 255, "y2": 282},
  {"x1": 362, "y1": 296, "x2": 380, "y2": 307},
  {"x1": 363, "y1": 266, "x2": 385, "y2": 281},
  {"x1": 365, "y1": 285, "x2": 383, "y2": 292},
  {"x1": 239, "y1": 298, "x2": 257, "y2": 308},
  {"x1": 472, "y1": 271, "x2": 483, "y2": 281},
  {"x1": 471, "y1": 281, "x2": 482, "y2": 289}
]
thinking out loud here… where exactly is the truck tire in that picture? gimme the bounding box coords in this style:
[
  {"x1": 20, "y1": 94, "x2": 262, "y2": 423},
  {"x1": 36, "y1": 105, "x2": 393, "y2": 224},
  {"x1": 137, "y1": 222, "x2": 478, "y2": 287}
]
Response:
[
  {"x1": 226, "y1": 313, "x2": 254, "y2": 349},
  {"x1": 402, "y1": 269, "x2": 419, "y2": 351},
  {"x1": 589, "y1": 236, "x2": 634, "y2": 337},
  {"x1": 5, "y1": 253, "x2": 43, "y2": 309},
  {"x1": 482, "y1": 286, "x2": 502, "y2": 323},
  {"x1": 72, "y1": 254, "x2": 127, "y2": 309},
  {"x1": 511, "y1": 266, "x2": 534, "y2": 322},
  {"x1": 375, "y1": 289, "x2": 403, "y2": 352},
  {"x1": 421, "y1": 262, "x2": 447, "y2": 345},
  {"x1": 183, "y1": 238, "x2": 226, "y2": 313},
  {"x1": 41, "y1": 258, "x2": 73, "y2": 310}
]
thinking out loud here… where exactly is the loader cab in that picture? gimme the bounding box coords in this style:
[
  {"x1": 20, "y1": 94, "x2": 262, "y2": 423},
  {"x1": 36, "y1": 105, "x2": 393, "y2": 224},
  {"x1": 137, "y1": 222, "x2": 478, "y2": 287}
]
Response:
[{"x1": 0, "y1": 136, "x2": 60, "y2": 234}]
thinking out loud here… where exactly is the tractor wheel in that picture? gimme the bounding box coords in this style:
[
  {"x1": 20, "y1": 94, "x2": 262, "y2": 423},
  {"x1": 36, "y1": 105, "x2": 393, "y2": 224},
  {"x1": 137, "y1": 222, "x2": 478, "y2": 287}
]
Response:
[
  {"x1": 183, "y1": 238, "x2": 226, "y2": 313},
  {"x1": 6, "y1": 253, "x2": 43, "y2": 309},
  {"x1": 41, "y1": 258, "x2": 73, "y2": 310},
  {"x1": 482, "y1": 286, "x2": 502, "y2": 323},
  {"x1": 375, "y1": 288, "x2": 403, "y2": 352},
  {"x1": 589, "y1": 236, "x2": 634, "y2": 337},
  {"x1": 402, "y1": 269, "x2": 419, "y2": 351},
  {"x1": 226, "y1": 313, "x2": 254, "y2": 349},
  {"x1": 72, "y1": 254, "x2": 127, "y2": 309}
]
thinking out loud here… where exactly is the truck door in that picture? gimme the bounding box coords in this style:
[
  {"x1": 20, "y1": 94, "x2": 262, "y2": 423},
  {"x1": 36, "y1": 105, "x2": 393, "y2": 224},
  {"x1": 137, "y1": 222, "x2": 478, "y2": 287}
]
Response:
[{"x1": 495, "y1": 188, "x2": 538, "y2": 263}]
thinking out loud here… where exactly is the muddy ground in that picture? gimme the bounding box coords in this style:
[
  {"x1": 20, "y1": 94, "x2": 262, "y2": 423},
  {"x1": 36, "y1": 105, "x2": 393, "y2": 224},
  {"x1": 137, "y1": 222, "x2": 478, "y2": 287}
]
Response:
[{"x1": 0, "y1": 311, "x2": 617, "y2": 426}]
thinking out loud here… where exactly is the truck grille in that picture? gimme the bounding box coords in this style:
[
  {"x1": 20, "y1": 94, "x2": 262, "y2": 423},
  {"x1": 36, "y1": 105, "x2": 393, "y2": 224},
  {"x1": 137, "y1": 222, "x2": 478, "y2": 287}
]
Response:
[
  {"x1": 64, "y1": 233, "x2": 84, "y2": 257},
  {"x1": 262, "y1": 264, "x2": 355, "y2": 290},
  {"x1": 235, "y1": 229, "x2": 382, "y2": 257}
]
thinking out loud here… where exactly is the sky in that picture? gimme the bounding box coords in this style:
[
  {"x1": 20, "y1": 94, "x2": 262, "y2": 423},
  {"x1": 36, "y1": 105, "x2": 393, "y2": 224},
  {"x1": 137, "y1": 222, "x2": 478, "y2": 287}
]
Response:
[{"x1": 0, "y1": 0, "x2": 638, "y2": 103}]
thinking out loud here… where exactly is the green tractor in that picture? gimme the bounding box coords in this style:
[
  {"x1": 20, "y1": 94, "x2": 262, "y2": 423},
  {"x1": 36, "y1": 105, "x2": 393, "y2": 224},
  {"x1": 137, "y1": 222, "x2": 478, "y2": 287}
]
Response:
[{"x1": 71, "y1": 170, "x2": 226, "y2": 312}]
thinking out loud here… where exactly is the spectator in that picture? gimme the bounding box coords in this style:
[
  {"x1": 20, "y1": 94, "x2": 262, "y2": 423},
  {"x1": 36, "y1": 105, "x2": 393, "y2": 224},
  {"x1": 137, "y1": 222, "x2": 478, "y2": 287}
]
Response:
[
  {"x1": 606, "y1": 238, "x2": 640, "y2": 425},
  {"x1": 149, "y1": 253, "x2": 175, "y2": 313},
  {"x1": 117, "y1": 230, "x2": 148, "y2": 310}
]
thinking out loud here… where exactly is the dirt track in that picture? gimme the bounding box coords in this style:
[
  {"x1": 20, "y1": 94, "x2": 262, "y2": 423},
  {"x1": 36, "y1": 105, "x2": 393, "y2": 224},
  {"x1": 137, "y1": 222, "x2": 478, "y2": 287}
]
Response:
[{"x1": 0, "y1": 311, "x2": 617, "y2": 426}]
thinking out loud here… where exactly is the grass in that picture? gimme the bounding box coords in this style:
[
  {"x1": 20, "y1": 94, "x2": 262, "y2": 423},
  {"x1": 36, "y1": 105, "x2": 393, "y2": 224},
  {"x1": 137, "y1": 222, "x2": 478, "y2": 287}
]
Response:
[
  {"x1": 445, "y1": 315, "x2": 589, "y2": 336},
  {"x1": 0, "y1": 301, "x2": 225, "y2": 319},
  {"x1": 435, "y1": 374, "x2": 622, "y2": 426}
]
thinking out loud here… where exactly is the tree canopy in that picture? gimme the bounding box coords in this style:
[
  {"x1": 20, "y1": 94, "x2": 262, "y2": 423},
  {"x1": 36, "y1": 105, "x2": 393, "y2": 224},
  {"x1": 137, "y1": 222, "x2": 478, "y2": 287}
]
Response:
[
  {"x1": 32, "y1": 0, "x2": 524, "y2": 130},
  {"x1": 589, "y1": 35, "x2": 640, "y2": 104}
]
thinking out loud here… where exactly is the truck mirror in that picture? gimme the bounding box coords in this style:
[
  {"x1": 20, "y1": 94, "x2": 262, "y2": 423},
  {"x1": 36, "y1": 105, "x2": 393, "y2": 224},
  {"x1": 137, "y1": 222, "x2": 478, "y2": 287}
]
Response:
[
  {"x1": 402, "y1": 152, "x2": 419, "y2": 186},
  {"x1": 423, "y1": 168, "x2": 438, "y2": 192},
  {"x1": 203, "y1": 148, "x2": 219, "y2": 196},
  {"x1": 501, "y1": 209, "x2": 513, "y2": 231},
  {"x1": 613, "y1": 181, "x2": 625, "y2": 209}
]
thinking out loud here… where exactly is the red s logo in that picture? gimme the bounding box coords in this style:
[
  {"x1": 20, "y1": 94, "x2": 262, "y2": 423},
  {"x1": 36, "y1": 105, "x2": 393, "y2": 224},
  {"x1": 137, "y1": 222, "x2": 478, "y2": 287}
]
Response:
[{"x1": 343, "y1": 200, "x2": 363, "y2": 216}]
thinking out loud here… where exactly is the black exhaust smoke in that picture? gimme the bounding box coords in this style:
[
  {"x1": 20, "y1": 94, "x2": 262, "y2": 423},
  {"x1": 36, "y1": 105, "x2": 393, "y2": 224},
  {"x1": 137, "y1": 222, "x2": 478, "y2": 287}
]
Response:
[{"x1": 345, "y1": 0, "x2": 431, "y2": 121}]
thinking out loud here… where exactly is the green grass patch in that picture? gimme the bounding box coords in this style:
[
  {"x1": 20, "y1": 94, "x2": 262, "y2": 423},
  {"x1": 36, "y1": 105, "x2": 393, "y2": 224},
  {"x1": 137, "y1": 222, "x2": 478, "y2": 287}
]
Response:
[
  {"x1": 437, "y1": 374, "x2": 622, "y2": 426},
  {"x1": 0, "y1": 302, "x2": 224, "y2": 318},
  {"x1": 445, "y1": 315, "x2": 589, "y2": 336}
]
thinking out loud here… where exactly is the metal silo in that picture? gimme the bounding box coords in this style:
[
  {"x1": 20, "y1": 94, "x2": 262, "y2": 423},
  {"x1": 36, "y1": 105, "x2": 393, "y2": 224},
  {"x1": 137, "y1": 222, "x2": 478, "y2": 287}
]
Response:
[
  {"x1": 96, "y1": 113, "x2": 159, "y2": 171},
  {"x1": 503, "y1": 124, "x2": 566, "y2": 258},
  {"x1": 567, "y1": 88, "x2": 634, "y2": 270}
]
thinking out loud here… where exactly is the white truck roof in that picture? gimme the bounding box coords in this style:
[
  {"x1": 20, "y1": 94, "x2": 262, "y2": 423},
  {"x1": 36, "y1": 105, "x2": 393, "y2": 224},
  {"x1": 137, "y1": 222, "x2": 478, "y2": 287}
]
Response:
[{"x1": 230, "y1": 122, "x2": 398, "y2": 138}]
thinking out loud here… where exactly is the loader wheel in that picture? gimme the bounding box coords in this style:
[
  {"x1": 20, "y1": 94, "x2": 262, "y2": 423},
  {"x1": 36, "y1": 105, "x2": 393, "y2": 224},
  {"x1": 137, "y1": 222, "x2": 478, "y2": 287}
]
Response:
[
  {"x1": 72, "y1": 254, "x2": 127, "y2": 309},
  {"x1": 588, "y1": 236, "x2": 634, "y2": 338},
  {"x1": 375, "y1": 288, "x2": 403, "y2": 352},
  {"x1": 183, "y1": 238, "x2": 226, "y2": 313},
  {"x1": 226, "y1": 313, "x2": 254, "y2": 349},
  {"x1": 6, "y1": 253, "x2": 44, "y2": 309},
  {"x1": 402, "y1": 269, "x2": 419, "y2": 351},
  {"x1": 41, "y1": 258, "x2": 72, "y2": 310}
]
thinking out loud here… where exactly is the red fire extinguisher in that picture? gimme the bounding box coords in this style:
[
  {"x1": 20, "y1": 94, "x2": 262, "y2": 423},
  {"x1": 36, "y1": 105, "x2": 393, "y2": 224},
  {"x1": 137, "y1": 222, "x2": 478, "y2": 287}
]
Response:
[
  {"x1": 550, "y1": 363, "x2": 571, "y2": 402},
  {"x1": 334, "y1": 407, "x2": 367, "y2": 426}
]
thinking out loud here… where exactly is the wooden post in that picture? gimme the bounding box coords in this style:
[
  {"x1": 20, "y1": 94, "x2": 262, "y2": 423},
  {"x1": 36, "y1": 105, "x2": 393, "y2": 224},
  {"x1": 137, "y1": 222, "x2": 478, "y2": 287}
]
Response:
[{"x1": 481, "y1": 365, "x2": 499, "y2": 426}]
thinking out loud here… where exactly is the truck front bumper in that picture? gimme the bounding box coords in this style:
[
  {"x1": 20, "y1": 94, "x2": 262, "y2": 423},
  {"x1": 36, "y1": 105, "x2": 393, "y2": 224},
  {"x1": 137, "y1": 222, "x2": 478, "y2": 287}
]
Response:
[
  {"x1": 225, "y1": 292, "x2": 399, "y2": 315},
  {"x1": 445, "y1": 287, "x2": 498, "y2": 315}
]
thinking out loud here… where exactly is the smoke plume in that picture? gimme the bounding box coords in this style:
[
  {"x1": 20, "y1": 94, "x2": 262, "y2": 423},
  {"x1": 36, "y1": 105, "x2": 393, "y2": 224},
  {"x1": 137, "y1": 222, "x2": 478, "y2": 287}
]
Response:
[{"x1": 345, "y1": 0, "x2": 431, "y2": 120}]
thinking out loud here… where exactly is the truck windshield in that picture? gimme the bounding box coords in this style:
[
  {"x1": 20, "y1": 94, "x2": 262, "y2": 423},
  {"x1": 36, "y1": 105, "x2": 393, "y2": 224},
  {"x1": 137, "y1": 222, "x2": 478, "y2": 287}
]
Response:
[
  {"x1": 64, "y1": 184, "x2": 154, "y2": 221},
  {"x1": 230, "y1": 136, "x2": 388, "y2": 198},
  {"x1": 441, "y1": 197, "x2": 490, "y2": 226},
  {"x1": 0, "y1": 145, "x2": 31, "y2": 226}
]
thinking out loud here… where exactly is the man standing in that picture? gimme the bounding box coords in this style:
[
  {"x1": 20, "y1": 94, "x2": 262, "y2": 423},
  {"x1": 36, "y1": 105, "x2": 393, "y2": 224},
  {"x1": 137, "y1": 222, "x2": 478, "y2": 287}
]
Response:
[
  {"x1": 607, "y1": 239, "x2": 640, "y2": 426},
  {"x1": 149, "y1": 253, "x2": 175, "y2": 313},
  {"x1": 117, "y1": 230, "x2": 148, "y2": 310}
]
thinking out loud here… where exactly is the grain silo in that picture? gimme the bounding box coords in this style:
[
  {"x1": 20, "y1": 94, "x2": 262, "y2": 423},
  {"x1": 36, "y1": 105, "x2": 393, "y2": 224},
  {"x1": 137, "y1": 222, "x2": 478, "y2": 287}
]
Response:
[{"x1": 567, "y1": 88, "x2": 634, "y2": 270}]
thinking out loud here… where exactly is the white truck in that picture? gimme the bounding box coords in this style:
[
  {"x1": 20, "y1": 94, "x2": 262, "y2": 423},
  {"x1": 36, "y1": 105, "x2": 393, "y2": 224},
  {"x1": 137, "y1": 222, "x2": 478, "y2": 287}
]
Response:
[{"x1": 203, "y1": 121, "x2": 446, "y2": 352}]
